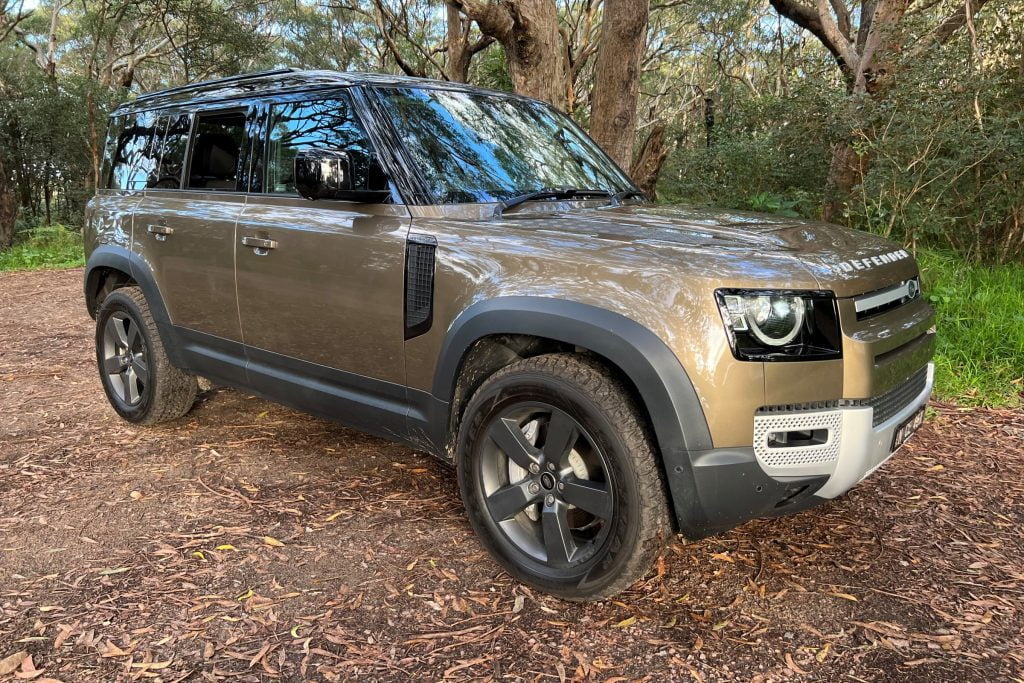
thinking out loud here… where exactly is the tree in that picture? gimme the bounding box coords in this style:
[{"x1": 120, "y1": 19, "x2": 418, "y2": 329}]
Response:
[
  {"x1": 449, "y1": 0, "x2": 568, "y2": 107},
  {"x1": 589, "y1": 0, "x2": 649, "y2": 169},
  {"x1": 768, "y1": 0, "x2": 996, "y2": 218}
]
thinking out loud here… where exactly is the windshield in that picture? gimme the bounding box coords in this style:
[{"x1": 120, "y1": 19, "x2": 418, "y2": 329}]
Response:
[{"x1": 374, "y1": 87, "x2": 635, "y2": 204}]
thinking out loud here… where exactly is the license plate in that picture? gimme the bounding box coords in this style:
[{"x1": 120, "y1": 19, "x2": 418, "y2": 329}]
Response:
[{"x1": 891, "y1": 406, "x2": 926, "y2": 452}]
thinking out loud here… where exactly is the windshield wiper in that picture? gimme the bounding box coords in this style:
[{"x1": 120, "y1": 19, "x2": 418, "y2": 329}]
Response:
[
  {"x1": 608, "y1": 189, "x2": 646, "y2": 206},
  {"x1": 493, "y1": 186, "x2": 612, "y2": 217}
]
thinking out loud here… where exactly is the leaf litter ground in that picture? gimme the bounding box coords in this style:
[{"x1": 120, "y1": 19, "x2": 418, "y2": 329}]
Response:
[{"x1": 1, "y1": 269, "x2": 1022, "y2": 682}]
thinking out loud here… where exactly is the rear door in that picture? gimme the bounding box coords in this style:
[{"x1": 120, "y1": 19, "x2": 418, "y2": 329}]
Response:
[
  {"x1": 132, "y1": 106, "x2": 252, "y2": 380},
  {"x1": 235, "y1": 92, "x2": 410, "y2": 394}
]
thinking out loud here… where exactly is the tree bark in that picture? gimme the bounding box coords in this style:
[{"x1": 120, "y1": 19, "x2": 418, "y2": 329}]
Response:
[
  {"x1": 0, "y1": 156, "x2": 18, "y2": 250},
  {"x1": 455, "y1": 0, "x2": 568, "y2": 108},
  {"x1": 445, "y1": 3, "x2": 494, "y2": 82},
  {"x1": 630, "y1": 122, "x2": 669, "y2": 199},
  {"x1": 588, "y1": 0, "x2": 649, "y2": 169}
]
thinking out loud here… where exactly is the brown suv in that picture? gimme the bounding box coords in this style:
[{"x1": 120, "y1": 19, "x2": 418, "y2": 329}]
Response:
[{"x1": 84, "y1": 69, "x2": 935, "y2": 600}]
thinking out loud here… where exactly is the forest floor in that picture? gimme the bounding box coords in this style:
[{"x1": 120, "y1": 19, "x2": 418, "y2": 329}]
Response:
[{"x1": 1, "y1": 268, "x2": 1022, "y2": 682}]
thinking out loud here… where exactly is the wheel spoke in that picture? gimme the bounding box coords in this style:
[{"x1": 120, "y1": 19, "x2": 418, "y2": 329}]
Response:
[
  {"x1": 132, "y1": 357, "x2": 149, "y2": 385},
  {"x1": 126, "y1": 320, "x2": 141, "y2": 350},
  {"x1": 489, "y1": 417, "x2": 540, "y2": 470},
  {"x1": 561, "y1": 479, "x2": 613, "y2": 520},
  {"x1": 102, "y1": 355, "x2": 122, "y2": 375},
  {"x1": 124, "y1": 366, "x2": 141, "y2": 403},
  {"x1": 542, "y1": 410, "x2": 577, "y2": 463},
  {"x1": 106, "y1": 317, "x2": 128, "y2": 347},
  {"x1": 485, "y1": 481, "x2": 538, "y2": 522},
  {"x1": 542, "y1": 501, "x2": 576, "y2": 565}
]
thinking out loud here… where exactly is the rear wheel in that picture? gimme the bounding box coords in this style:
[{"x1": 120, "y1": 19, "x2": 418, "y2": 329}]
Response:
[
  {"x1": 457, "y1": 353, "x2": 672, "y2": 600},
  {"x1": 95, "y1": 287, "x2": 197, "y2": 424}
]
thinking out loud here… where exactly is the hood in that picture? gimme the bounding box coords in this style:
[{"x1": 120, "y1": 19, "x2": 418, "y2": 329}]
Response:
[{"x1": 489, "y1": 204, "x2": 918, "y2": 298}]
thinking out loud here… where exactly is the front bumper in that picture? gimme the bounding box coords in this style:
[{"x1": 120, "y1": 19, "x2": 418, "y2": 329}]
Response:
[{"x1": 677, "y1": 363, "x2": 934, "y2": 539}]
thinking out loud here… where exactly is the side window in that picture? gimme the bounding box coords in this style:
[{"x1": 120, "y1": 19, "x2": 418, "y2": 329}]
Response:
[
  {"x1": 265, "y1": 97, "x2": 385, "y2": 194},
  {"x1": 108, "y1": 112, "x2": 161, "y2": 190},
  {"x1": 187, "y1": 111, "x2": 247, "y2": 191},
  {"x1": 100, "y1": 115, "x2": 125, "y2": 190},
  {"x1": 150, "y1": 114, "x2": 192, "y2": 189}
]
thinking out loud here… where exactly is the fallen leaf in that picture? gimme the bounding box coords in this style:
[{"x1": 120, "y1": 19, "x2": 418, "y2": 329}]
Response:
[
  {"x1": 785, "y1": 652, "x2": 808, "y2": 675},
  {"x1": 613, "y1": 616, "x2": 637, "y2": 628},
  {"x1": 98, "y1": 567, "x2": 129, "y2": 576},
  {"x1": 512, "y1": 595, "x2": 525, "y2": 614},
  {"x1": 926, "y1": 464, "x2": 945, "y2": 472},
  {"x1": 710, "y1": 552, "x2": 734, "y2": 563},
  {"x1": 263, "y1": 536, "x2": 285, "y2": 547},
  {"x1": 215, "y1": 544, "x2": 238, "y2": 551},
  {"x1": 830, "y1": 592, "x2": 858, "y2": 602},
  {"x1": 0, "y1": 651, "x2": 28, "y2": 675}
]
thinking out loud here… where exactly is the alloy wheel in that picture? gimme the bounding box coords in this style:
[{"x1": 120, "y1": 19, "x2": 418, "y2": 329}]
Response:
[
  {"x1": 101, "y1": 312, "x2": 149, "y2": 406},
  {"x1": 477, "y1": 403, "x2": 615, "y2": 568}
]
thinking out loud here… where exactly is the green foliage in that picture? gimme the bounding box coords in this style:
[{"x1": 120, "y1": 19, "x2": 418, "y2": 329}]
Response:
[
  {"x1": 0, "y1": 225, "x2": 85, "y2": 271},
  {"x1": 919, "y1": 249, "x2": 1024, "y2": 407}
]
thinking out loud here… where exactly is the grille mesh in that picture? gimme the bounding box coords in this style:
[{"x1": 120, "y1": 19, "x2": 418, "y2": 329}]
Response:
[
  {"x1": 858, "y1": 367, "x2": 928, "y2": 426},
  {"x1": 405, "y1": 238, "x2": 436, "y2": 335}
]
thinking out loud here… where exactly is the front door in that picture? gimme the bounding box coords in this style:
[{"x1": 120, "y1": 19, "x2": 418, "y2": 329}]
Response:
[{"x1": 235, "y1": 95, "x2": 410, "y2": 401}]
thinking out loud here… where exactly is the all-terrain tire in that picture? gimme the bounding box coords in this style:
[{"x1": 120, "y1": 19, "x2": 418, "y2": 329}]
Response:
[
  {"x1": 456, "y1": 353, "x2": 673, "y2": 601},
  {"x1": 95, "y1": 286, "x2": 197, "y2": 425}
]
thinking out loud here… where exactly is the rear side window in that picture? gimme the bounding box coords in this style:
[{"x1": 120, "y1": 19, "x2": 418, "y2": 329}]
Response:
[
  {"x1": 150, "y1": 114, "x2": 192, "y2": 189},
  {"x1": 107, "y1": 112, "x2": 162, "y2": 190},
  {"x1": 265, "y1": 97, "x2": 385, "y2": 194},
  {"x1": 187, "y1": 111, "x2": 247, "y2": 191}
]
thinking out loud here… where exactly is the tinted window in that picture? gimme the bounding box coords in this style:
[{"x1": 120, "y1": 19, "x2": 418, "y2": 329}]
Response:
[
  {"x1": 100, "y1": 115, "x2": 125, "y2": 190},
  {"x1": 108, "y1": 112, "x2": 162, "y2": 190},
  {"x1": 377, "y1": 88, "x2": 632, "y2": 203},
  {"x1": 187, "y1": 111, "x2": 247, "y2": 191},
  {"x1": 265, "y1": 97, "x2": 384, "y2": 194},
  {"x1": 151, "y1": 114, "x2": 192, "y2": 189}
]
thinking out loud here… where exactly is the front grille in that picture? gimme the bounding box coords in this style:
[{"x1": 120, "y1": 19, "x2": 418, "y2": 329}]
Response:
[
  {"x1": 854, "y1": 366, "x2": 928, "y2": 426},
  {"x1": 854, "y1": 277, "x2": 921, "y2": 320},
  {"x1": 757, "y1": 365, "x2": 928, "y2": 428}
]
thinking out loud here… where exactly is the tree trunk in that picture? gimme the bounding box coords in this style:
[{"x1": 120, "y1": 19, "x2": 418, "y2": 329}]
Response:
[
  {"x1": 0, "y1": 156, "x2": 18, "y2": 250},
  {"x1": 588, "y1": 0, "x2": 649, "y2": 169},
  {"x1": 446, "y1": 4, "x2": 473, "y2": 82},
  {"x1": 630, "y1": 123, "x2": 669, "y2": 199},
  {"x1": 458, "y1": 0, "x2": 568, "y2": 108},
  {"x1": 823, "y1": 139, "x2": 869, "y2": 222}
]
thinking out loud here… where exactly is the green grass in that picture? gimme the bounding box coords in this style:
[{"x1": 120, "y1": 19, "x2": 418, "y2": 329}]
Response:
[
  {"x1": 918, "y1": 248, "x2": 1024, "y2": 407},
  {"x1": 0, "y1": 225, "x2": 85, "y2": 271}
]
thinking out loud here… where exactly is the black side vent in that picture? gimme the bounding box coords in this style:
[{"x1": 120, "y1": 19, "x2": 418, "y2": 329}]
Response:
[{"x1": 405, "y1": 234, "x2": 437, "y2": 339}]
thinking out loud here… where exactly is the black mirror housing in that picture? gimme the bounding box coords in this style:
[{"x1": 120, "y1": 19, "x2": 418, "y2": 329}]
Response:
[{"x1": 294, "y1": 149, "x2": 389, "y2": 202}]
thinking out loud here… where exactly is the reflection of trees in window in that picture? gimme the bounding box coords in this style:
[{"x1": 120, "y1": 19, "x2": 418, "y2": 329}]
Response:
[
  {"x1": 110, "y1": 112, "x2": 159, "y2": 190},
  {"x1": 266, "y1": 98, "x2": 377, "y2": 194},
  {"x1": 378, "y1": 88, "x2": 631, "y2": 203},
  {"x1": 150, "y1": 114, "x2": 191, "y2": 189}
]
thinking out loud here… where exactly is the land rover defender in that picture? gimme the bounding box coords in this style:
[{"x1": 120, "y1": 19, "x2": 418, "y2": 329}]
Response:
[{"x1": 84, "y1": 69, "x2": 935, "y2": 600}]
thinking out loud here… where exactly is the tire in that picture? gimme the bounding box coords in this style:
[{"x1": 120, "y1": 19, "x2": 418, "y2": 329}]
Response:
[
  {"x1": 456, "y1": 353, "x2": 672, "y2": 600},
  {"x1": 95, "y1": 286, "x2": 197, "y2": 425}
]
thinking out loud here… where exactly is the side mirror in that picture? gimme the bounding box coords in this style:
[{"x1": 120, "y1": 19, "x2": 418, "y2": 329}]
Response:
[
  {"x1": 294, "y1": 149, "x2": 354, "y2": 200},
  {"x1": 293, "y1": 149, "x2": 391, "y2": 203}
]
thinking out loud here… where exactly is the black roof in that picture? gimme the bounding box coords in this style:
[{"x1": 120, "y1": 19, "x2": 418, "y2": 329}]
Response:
[{"x1": 113, "y1": 68, "x2": 518, "y2": 114}]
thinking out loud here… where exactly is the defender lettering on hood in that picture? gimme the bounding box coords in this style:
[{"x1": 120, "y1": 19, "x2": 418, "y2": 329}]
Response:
[{"x1": 836, "y1": 249, "x2": 911, "y2": 273}]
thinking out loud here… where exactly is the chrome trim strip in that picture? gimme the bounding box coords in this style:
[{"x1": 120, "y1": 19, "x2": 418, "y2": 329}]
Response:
[{"x1": 854, "y1": 278, "x2": 919, "y2": 313}]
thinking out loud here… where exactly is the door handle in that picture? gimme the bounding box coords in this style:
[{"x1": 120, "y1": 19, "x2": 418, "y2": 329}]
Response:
[
  {"x1": 241, "y1": 236, "x2": 278, "y2": 254},
  {"x1": 147, "y1": 224, "x2": 173, "y2": 241}
]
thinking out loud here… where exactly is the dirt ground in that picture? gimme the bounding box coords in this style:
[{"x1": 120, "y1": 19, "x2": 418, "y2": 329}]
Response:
[{"x1": 1, "y1": 268, "x2": 1022, "y2": 683}]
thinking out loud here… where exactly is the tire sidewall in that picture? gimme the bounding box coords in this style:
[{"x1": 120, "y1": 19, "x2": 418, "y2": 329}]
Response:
[
  {"x1": 95, "y1": 291, "x2": 157, "y2": 423},
  {"x1": 457, "y1": 367, "x2": 648, "y2": 598}
]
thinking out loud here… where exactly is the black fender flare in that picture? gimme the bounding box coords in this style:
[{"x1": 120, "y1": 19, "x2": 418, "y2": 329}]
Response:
[
  {"x1": 84, "y1": 246, "x2": 170, "y2": 325},
  {"x1": 433, "y1": 296, "x2": 714, "y2": 534},
  {"x1": 84, "y1": 246, "x2": 185, "y2": 367}
]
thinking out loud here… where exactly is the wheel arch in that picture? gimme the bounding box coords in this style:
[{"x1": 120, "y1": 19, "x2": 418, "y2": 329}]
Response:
[{"x1": 433, "y1": 297, "x2": 714, "y2": 533}]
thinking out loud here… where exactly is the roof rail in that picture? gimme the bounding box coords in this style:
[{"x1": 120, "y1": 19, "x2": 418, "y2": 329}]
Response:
[{"x1": 133, "y1": 68, "x2": 302, "y2": 103}]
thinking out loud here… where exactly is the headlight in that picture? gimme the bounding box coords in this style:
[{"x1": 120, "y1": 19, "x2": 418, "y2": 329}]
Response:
[{"x1": 716, "y1": 290, "x2": 841, "y2": 361}]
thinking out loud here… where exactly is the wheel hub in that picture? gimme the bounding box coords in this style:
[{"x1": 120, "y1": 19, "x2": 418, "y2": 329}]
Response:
[{"x1": 539, "y1": 471, "x2": 556, "y2": 490}]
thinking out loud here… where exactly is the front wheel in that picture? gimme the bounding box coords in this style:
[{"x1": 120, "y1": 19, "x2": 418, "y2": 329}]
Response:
[{"x1": 456, "y1": 354, "x2": 672, "y2": 600}]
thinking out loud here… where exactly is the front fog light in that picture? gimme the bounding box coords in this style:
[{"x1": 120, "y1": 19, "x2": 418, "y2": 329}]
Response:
[{"x1": 717, "y1": 290, "x2": 841, "y2": 361}]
